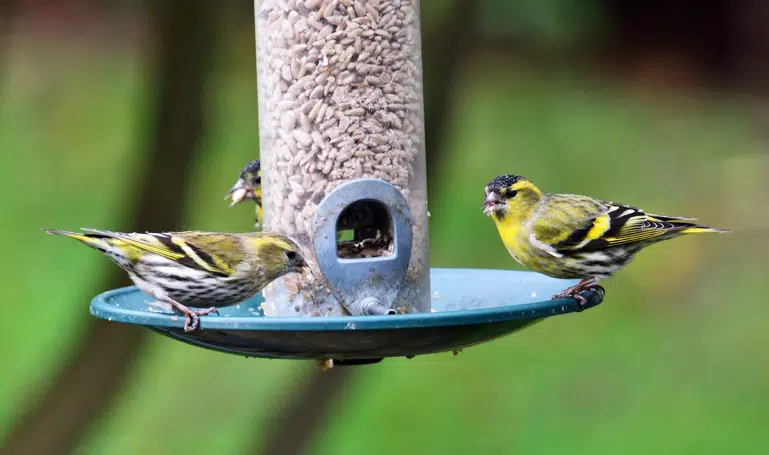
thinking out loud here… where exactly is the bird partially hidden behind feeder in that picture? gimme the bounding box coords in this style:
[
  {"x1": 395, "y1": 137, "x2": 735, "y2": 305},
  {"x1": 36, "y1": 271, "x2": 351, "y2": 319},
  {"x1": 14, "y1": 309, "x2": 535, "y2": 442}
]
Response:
[
  {"x1": 226, "y1": 159, "x2": 262, "y2": 228},
  {"x1": 225, "y1": 159, "x2": 394, "y2": 259},
  {"x1": 483, "y1": 174, "x2": 729, "y2": 308},
  {"x1": 43, "y1": 229, "x2": 308, "y2": 331}
]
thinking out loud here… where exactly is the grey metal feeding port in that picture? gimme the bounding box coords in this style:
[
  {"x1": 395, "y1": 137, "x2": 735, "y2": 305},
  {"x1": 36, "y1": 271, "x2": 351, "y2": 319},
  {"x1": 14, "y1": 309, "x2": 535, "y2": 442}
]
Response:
[{"x1": 89, "y1": 0, "x2": 604, "y2": 365}]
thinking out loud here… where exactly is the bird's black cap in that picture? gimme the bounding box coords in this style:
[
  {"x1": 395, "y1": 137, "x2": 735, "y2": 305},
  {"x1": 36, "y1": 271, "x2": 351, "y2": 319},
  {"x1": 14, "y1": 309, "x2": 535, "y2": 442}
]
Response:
[
  {"x1": 239, "y1": 160, "x2": 261, "y2": 179},
  {"x1": 486, "y1": 174, "x2": 524, "y2": 192}
]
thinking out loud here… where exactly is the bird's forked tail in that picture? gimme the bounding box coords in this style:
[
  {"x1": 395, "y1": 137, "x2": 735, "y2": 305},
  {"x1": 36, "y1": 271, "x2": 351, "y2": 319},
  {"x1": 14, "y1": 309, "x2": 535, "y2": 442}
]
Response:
[
  {"x1": 42, "y1": 228, "x2": 113, "y2": 250},
  {"x1": 679, "y1": 226, "x2": 730, "y2": 235},
  {"x1": 646, "y1": 215, "x2": 730, "y2": 235}
]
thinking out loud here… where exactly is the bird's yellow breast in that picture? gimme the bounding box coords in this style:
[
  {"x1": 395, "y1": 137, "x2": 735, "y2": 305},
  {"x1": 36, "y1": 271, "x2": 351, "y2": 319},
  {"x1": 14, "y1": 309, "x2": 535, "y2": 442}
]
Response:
[{"x1": 493, "y1": 214, "x2": 527, "y2": 264}]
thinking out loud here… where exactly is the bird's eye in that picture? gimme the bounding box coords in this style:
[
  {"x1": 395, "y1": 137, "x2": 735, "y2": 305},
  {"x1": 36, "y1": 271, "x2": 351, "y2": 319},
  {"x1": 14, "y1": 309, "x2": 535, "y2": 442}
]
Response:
[
  {"x1": 506, "y1": 190, "x2": 518, "y2": 198},
  {"x1": 286, "y1": 251, "x2": 297, "y2": 260}
]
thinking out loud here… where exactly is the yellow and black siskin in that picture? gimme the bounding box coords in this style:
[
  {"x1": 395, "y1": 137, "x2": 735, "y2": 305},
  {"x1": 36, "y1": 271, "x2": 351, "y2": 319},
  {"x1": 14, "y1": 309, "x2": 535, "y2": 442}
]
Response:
[
  {"x1": 226, "y1": 160, "x2": 262, "y2": 228},
  {"x1": 483, "y1": 174, "x2": 728, "y2": 308}
]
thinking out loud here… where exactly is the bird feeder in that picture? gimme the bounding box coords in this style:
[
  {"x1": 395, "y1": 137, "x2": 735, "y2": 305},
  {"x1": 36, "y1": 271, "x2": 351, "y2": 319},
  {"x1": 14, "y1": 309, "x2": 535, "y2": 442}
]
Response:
[
  {"x1": 89, "y1": 0, "x2": 603, "y2": 365},
  {"x1": 254, "y1": 0, "x2": 430, "y2": 317}
]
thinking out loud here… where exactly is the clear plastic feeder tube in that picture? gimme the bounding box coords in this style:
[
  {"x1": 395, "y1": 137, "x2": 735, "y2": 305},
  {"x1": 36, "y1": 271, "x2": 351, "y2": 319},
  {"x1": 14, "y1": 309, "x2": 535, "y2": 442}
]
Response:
[{"x1": 254, "y1": 0, "x2": 429, "y2": 316}]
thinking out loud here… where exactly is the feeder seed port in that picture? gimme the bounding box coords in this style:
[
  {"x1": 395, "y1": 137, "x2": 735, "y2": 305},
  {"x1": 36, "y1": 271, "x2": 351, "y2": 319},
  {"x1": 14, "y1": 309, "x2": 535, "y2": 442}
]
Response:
[
  {"x1": 310, "y1": 179, "x2": 415, "y2": 317},
  {"x1": 360, "y1": 297, "x2": 398, "y2": 316}
]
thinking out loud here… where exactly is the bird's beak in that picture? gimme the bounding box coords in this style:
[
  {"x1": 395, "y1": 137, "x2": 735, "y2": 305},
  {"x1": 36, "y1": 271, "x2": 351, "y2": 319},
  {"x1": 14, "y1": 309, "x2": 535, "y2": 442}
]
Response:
[
  {"x1": 482, "y1": 192, "x2": 500, "y2": 216},
  {"x1": 225, "y1": 179, "x2": 250, "y2": 207},
  {"x1": 299, "y1": 258, "x2": 314, "y2": 277}
]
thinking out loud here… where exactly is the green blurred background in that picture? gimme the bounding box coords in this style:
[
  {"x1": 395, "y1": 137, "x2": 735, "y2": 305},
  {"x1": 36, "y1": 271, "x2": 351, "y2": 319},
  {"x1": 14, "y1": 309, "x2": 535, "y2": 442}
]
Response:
[{"x1": 2, "y1": 1, "x2": 768, "y2": 454}]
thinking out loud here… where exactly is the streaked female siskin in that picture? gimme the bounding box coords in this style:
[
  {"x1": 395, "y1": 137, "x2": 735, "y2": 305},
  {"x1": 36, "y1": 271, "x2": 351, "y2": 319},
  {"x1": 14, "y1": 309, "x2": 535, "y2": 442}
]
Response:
[{"x1": 44, "y1": 228, "x2": 306, "y2": 331}]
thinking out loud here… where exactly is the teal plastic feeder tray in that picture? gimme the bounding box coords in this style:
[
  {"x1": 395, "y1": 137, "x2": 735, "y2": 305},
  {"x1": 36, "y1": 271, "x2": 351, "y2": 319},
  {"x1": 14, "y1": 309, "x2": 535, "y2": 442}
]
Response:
[
  {"x1": 89, "y1": 179, "x2": 603, "y2": 365},
  {"x1": 91, "y1": 271, "x2": 602, "y2": 365}
]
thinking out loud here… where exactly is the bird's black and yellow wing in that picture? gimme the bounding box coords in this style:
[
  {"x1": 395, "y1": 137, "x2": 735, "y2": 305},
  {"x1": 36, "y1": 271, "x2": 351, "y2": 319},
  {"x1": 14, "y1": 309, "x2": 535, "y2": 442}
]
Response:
[
  {"x1": 532, "y1": 196, "x2": 724, "y2": 255},
  {"x1": 81, "y1": 229, "x2": 240, "y2": 277}
]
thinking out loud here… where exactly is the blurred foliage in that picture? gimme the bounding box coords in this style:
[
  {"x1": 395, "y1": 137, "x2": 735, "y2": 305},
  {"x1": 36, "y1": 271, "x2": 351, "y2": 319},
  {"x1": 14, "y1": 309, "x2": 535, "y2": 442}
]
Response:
[
  {"x1": 478, "y1": 0, "x2": 604, "y2": 49},
  {"x1": 1, "y1": 4, "x2": 768, "y2": 455},
  {"x1": 412, "y1": 0, "x2": 604, "y2": 51}
]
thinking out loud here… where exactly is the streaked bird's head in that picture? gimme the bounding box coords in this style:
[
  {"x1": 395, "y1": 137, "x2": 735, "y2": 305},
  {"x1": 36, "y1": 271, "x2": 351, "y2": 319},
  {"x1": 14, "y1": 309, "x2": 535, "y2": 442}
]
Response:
[
  {"x1": 483, "y1": 174, "x2": 543, "y2": 221},
  {"x1": 245, "y1": 233, "x2": 309, "y2": 280},
  {"x1": 226, "y1": 160, "x2": 261, "y2": 207}
]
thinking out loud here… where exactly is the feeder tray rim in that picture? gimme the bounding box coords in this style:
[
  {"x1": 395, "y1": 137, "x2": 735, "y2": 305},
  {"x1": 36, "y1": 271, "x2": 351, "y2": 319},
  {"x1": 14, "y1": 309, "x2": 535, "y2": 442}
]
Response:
[{"x1": 90, "y1": 268, "x2": 603, "y2": 332}]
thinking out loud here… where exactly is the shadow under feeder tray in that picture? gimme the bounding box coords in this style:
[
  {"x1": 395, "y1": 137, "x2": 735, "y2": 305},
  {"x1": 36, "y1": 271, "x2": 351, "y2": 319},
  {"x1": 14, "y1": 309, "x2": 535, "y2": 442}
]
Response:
[{"x1": 90, "y1": 268, "x2": 603, "y2": 364}]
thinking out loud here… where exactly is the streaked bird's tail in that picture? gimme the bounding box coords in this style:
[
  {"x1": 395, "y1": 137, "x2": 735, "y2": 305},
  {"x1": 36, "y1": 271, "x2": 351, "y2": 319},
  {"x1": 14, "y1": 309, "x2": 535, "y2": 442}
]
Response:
[
  {"x1": 679, "y1": 226, "x2": 730, "y2": 235},
  {"x1": 646, "y1": 215, "x2": 730, "y2": 235},
  {"x1": 42, "y1": 228, "x2": 114, "y2": 250}
]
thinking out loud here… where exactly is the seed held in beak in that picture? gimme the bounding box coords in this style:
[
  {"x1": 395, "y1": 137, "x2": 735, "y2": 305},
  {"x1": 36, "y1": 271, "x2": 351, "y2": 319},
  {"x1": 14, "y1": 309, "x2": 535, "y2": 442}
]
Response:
[
  {"x1": 301, "y1": 261, "x2": 314, "y2": 278},
  {"x1": 228, "y1": 188, "x2": 248, "y2": 207},
  {"x1": 482, "y1": 192, "x2": 500, "y2": 216},
  {"x1": 225, "y1": 178, "x2": 250, "y2": 207}
]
